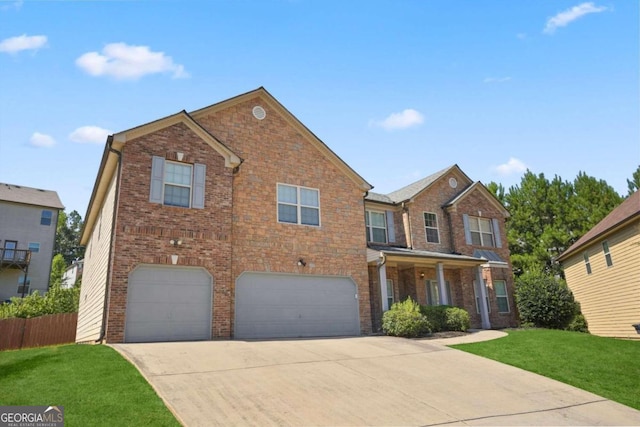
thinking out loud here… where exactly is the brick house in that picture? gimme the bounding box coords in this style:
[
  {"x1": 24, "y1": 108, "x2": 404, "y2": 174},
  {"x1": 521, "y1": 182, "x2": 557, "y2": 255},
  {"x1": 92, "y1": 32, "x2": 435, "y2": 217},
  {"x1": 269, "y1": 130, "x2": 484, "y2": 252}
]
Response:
[
  {"x1": 365, "y1": 165, "x2": 518, "y2": 331},
  {"x1": 76, "y1": 88, "x2": 517, "y2": 343}
]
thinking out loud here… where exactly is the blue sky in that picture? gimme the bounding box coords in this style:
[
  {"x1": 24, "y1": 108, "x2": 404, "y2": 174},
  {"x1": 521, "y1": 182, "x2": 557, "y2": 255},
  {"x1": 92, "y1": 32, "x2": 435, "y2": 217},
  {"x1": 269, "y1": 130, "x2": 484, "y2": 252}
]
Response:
[{"x1": 1, "y1": 1, "x2": 638, "y2": 216}]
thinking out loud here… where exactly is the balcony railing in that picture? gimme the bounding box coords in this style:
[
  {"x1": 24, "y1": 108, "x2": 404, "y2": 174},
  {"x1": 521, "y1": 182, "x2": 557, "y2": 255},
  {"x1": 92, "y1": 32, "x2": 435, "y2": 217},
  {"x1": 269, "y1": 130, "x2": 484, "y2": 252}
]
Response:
[{"x1": 0, "y1": 249, "x2": 31, "y2": 267}]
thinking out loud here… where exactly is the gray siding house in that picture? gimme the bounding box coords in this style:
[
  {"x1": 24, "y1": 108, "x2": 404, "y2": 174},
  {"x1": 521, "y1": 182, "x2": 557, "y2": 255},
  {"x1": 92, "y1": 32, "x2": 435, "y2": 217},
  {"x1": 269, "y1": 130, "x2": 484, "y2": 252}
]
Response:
[{"x1": 0, "y1": 183, "x2": 64, "y2": 301}]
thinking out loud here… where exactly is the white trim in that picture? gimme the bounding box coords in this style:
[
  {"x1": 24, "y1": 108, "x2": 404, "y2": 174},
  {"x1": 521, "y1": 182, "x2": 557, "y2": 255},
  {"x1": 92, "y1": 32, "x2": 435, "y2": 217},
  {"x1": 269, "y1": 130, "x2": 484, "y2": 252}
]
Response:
[
  {"x1": 365, "y1": 209, "x2": 388, "y2": 244},
  {"x1": 494, "y1": 279, "x2": 510, "y2": 313},
  {"x1": 436, "y1": 262, "x2": 447, "y2": 305},
  {"x1": 276, "y1": 183, "x2": 321, "y2": 227},
  {"x1": 163, "y1": 160, "x2": 193, "y2": 208},
  {"x1": 423, "y1": 211, "x2": 441, "y2": 244}
]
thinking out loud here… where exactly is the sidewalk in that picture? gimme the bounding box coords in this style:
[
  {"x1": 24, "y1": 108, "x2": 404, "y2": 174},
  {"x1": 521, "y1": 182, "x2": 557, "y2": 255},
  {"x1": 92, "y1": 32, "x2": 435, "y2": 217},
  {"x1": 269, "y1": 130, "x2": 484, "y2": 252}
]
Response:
[{"x1": 426, "y1": 328, "x2": 508, "y2": 345}]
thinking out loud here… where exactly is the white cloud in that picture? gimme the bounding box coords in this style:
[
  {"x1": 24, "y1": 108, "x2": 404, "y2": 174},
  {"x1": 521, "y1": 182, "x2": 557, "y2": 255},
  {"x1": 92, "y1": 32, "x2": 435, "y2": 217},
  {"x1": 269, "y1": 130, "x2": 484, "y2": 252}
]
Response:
[
  {"x1": 29, "y1": 132, "x2": 56, "y2": 148},
  {"x1": 516, "y1": 33, "x2": 527, "y2": 40},
  {"x1": 484, "y1": 77, "x2": 512, "y2": 84},
  {"x1": 75, "y1": 42, "x2": 190, "y2": 80},
  {"x1": 370, "y1": 109, "x2": 424, "y2": 131},
  {"x1": 69, "y1": 126, "x2": 112, "y2": 144},
  {"x1": 495, "y1": 157, "x2": 527, "y2": 175},
  {"x1": 0, "y1": 0, "x2": 23, "y2": 11},
  {"x1": 0, "y1": 34, "x2": 47, "y2": 54},
  {"x1": 544, "y1": 2, "x2": 607, "y2": 34}
]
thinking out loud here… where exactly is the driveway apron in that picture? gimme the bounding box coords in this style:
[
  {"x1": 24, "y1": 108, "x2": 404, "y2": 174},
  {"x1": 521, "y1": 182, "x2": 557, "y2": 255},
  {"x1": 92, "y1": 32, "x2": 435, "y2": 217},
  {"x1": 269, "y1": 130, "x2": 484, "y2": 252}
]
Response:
[{"x1": 112, "y1": 336, "x2": 640, "y2": 426}]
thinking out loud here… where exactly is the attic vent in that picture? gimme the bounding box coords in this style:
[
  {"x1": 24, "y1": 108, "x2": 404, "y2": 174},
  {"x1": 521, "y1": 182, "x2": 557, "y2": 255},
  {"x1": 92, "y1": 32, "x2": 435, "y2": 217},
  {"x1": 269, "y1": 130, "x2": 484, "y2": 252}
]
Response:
[
  {"x1": 252, "y1": 106, "x2": 266, "y2": 120},
  {"x1": 449, "y1": 177, "x2": 458, "y2": 188}
]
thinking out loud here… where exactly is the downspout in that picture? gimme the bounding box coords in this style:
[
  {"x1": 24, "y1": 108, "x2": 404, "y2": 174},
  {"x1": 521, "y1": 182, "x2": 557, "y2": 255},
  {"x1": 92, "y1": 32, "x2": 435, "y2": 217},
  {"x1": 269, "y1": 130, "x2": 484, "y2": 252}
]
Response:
[
  {"x1": 402, "y1": 202, "x2": 413, "y2": 249},
  {"x1": 97, "y1": 137, "x2": 122, "y2": 343}
]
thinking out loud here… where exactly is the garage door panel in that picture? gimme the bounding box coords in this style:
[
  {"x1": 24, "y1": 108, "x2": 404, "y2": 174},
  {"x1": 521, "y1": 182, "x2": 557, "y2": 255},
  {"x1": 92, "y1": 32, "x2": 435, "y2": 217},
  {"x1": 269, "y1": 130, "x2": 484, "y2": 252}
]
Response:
[
  {"x1": 235, "y1": 272, "x2": 360, "y2": 339},
  {"x1": 125, "y1": 266, "x2": 212, "y2": 343}
]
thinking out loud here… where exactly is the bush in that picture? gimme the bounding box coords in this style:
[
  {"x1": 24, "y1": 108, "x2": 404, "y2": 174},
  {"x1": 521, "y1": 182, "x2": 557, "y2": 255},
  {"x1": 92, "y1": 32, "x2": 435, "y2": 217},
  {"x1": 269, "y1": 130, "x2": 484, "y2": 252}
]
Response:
[
  {"x1": 382, "y1": 297, "x2": 431, "y2": 338},
  {"x1": 566, "y1": 313, "x2": 589, "y2": 333},
  {"x1": 515, "y1": 271, "x2": 579, "y2": 329},
  {"x1": 0, "y1": 285, "x2": 79, "y2": 319},
  {"x1": 420, "y1": 305, "x2": 470, "y2": 332}
]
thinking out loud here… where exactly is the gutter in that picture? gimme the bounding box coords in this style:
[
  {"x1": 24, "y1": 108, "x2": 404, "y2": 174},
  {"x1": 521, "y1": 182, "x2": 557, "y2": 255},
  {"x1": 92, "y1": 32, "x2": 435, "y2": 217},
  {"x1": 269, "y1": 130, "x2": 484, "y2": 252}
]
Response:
[{"x1": 97, "y1": 136, "x2": 122, "y2": 343}]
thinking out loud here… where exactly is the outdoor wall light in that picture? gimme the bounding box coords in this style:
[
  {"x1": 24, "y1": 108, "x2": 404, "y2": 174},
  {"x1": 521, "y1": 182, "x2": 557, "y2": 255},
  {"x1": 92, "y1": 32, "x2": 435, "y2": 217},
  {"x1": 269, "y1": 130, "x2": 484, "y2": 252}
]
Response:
[
  {"x1": 420, "y1": 273, "x2": 425, "y2": 278},
  {"x1": 169, "y1": 239, "x2": 183, "y2": 246},
  {"x1": 297, "y1": 258, "x2": 307, "y2": 267}
]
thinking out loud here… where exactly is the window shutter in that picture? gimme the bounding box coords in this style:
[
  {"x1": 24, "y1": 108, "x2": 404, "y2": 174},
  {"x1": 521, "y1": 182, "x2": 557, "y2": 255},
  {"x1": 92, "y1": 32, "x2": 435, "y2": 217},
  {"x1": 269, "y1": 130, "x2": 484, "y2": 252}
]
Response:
[
  {"x1": 192, "y1": 163, "x2": 206, "y2": 209},
  {"x1": 462, "y1": 214, "x2": 472, "y2": 245},
  {"x1": 149, "y1": 156, "x2": 165, "y2": 204},
  {"x1": 492, "y1": 218, "x2": 502, "y2": 248},
  {"x1": 386, "y1": 210, "x2": 395, "y2": 243}
]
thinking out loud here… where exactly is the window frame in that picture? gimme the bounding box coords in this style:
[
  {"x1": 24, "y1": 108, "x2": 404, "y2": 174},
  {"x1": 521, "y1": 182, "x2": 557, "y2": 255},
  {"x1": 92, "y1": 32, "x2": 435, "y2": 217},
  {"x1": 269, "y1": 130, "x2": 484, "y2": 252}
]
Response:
[
  {"x1": 494, "y1": 280, "x2": 510, "y2": 313},
  {"x1": 28, "y1": 242, "x2": 40, "y2": 253},
  {"x1": 583, "y1": 252, "x2": 592, "y2": 274},
  {"x1": 277, "y1": 183, "x2": 321, "y2": 227},
  {"x1": 3, "y1": 240, "x2": 17, "y2": 261},
  {"x1": 423, "y1": 212, "x2": 440, "y2": 244},
  {"x1": 40, "y1": 210, "x2": 52, "y2": 226},
  {"x1": 17, "y1": 276, "x2": 31, "y2": 295},
  {"x1": 163, "y1": 160, "x2": 193, "y2": 208},
  {"x1": 602, "y1": 241, "x2": 613, "y2": 267},
  {"x1": 386, "y1": 279, "x2": 394, "y2": 309},
  {"x1": 365, "y1": 210, "x2": 388, "y2": 244},
  {"x1": 468, "y1": 216, "x2": 495, "y2": 247}
]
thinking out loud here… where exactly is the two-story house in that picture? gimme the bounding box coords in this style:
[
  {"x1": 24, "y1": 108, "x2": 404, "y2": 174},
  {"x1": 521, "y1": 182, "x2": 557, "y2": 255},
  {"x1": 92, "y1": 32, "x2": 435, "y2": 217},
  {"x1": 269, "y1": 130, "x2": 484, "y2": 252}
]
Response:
[
  {"x1": 0, "y1": 183, "x2": 64, "y2": 301},
  {"x1": 76, "y1": 87, "x2": 517, "y2": 344},
  {"x1": 365, "y1": 166, "x2": 518, "y2": 330}
]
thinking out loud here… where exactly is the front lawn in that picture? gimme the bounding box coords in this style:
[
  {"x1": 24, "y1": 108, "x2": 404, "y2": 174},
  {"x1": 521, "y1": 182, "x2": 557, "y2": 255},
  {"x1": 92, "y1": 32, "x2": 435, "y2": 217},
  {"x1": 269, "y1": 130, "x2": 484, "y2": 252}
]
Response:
[
  {"x1": 452, "y1": 329, "x2": 640, "y2": 410},
  {"x1": 0, "y1": 344, "x2": 180, "y2": 426}
]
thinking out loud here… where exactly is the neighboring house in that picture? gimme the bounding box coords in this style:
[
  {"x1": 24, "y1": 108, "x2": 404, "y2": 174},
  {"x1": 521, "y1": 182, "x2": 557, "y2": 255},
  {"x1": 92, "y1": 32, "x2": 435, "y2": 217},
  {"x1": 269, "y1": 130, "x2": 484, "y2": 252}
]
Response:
[
  {"x1": 62, "y1": 259, "x2": 83, "y2": 289},
  {"x1": 0, "y1": 183, "x2": 64, "y2": 301},
  {"x1": 558, "y1": 191, "x2": 640, "y2": 340},
  {"x1": 365, "y1": 165, "x2": 518, "y2": 331},
  {"x1": 76, "y1": 87, "x2": 517, "y2": 344}
]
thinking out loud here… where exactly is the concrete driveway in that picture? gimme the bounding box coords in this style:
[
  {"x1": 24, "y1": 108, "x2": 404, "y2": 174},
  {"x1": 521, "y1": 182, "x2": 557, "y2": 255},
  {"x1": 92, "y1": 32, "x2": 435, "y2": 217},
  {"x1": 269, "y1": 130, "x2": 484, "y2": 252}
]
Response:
[{"x1": 112, "y1": 336, "x2": 640, "y2": 426}]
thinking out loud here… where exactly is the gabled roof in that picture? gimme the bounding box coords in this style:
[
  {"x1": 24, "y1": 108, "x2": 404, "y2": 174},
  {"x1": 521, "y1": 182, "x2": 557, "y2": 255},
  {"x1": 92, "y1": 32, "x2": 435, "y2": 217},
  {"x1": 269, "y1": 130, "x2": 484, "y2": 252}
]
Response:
[
  {"x1": 113, "y1": 110, "x2": 242, "y2": 168},
  {"x1": 444, "y1": 181, "x2": 509, "y2": 218},
  {"x1": 365, "y1": 192, "x2": 394, "y2": 205},
  {"x1": 0, "y1": 182, "x2": 64, "y2": 209},
  {"x1": 385, "y1": 165, "x2": 463, "y2": 203},
  {"x1": 191, "y1": 87, "x2": 372, "y2": 192},
  {"x1": 558, "y1": 191, "x2": 640, "y2": 261}
]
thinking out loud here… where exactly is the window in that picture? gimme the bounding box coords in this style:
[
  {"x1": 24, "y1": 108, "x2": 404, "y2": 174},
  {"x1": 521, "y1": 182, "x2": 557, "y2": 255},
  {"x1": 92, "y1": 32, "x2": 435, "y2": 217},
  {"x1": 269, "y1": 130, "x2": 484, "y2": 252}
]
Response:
[
  {"x1": 28, "y1": 242, "x2": 40, "y2": 253},
  {"x1": 583, "y1": 252, "x2": 592, "y2": 274},
  {"x1": 386, "y1": 279, "x2": 394, "y2": 308},
  {"x1": 3, "y1": 240, "x2": 17, "y2": 260},
  {"x1": 164, "y1": 161, "x2": 193, "y2": 207},
  {"x1": 17, "y1": 276, "x2": 30, "y2": 295},
  {"x1": 424, "y1": 212, "x2": 440, "y2": 243},
  {"x1": 277, "y1": 184, "x2": 320, "y2": 226},
  {"x1": 602, "y1": 241, "x2": 613, "y2": 267},
  {"x1": 365, "y1": 211, "x2": 387, "y2": 243},
  {"x1": 41, "y1": 210, "x2": 52, "y2": 226},
  {"x1": 494, "y1": 280, "x2": 510, "y2": 313},
  {"x1": 474, "y1": 280, "x2": 491, "y2": 314},
  {"x1": 468, "y1": 217, "x2": 495, "y2": 247},
  {"x1": 426, "y1": 280, "x2": 452, "y2": 306},
  {"x1": 149, "y1": 156, "x2": 206, "y2": 209}
]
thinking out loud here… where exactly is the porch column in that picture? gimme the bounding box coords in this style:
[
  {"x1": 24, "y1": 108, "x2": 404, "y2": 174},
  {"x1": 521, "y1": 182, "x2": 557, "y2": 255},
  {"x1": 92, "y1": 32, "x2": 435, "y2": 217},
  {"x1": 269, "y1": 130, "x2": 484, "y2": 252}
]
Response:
[
  {"x1": 436, "y1": 262, "x2": 447, "y2": 305},
  {"x1": 379, "y1": 263, "x2": 389, "y2": 312},
  {"x1": 475, "y1": 266, "x2": 491, "y2": 329}
]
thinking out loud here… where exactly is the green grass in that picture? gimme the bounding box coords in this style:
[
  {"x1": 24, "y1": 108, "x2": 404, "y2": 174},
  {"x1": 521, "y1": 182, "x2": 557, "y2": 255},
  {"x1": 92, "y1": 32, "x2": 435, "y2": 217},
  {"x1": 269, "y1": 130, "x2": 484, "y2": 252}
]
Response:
[
  {"x1": 0, "y1": 345, "x2": 180, "y2": 426},
  {"x1": 452, "y1": 329, "x2": 640, "y2": 410}
]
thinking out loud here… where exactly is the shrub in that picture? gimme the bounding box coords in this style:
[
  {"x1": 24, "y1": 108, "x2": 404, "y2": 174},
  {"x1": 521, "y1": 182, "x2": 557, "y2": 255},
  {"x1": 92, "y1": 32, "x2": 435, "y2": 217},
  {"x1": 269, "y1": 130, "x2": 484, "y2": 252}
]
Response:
[
  {"x1": 420, "y1": 305, "x2": 470, "y2": 332},
  {"x1": 382, "y1": 297, "x2": 431, "y2": 338},
  {"x1": 515, "y1": 271, "x2": 578, "y2": 329},
  {"x1": 0, "y1": 285, "x2": 79, "y2": 319},
  {"x1": 566, "y1": 313, "x2": 589, "y2": 333}
]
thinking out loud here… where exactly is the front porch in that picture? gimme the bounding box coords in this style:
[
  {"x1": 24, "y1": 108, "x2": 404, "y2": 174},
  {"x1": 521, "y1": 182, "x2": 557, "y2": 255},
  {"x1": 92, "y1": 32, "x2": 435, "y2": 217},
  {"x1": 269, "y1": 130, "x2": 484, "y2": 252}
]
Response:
[{"x1": 367, "y1": 246, "x2": 517, "y2": 332}]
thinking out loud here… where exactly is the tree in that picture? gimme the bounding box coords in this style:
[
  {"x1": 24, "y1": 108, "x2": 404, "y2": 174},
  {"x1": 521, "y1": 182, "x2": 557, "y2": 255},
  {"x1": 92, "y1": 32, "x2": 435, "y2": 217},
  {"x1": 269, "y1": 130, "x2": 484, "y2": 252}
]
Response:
[
  {"x1": 55, "y1": 210, "x2": 85, "y2": 265},
  {"x1": 627, "y1": 165, "x2": 640, "y2": 196},
  {"x1": 49, "y1": 254, "x2": 67, "y2": 288},
  {"x1": 515, "y1": 271, "x2": 579, "y2": 329},
  {"x1": 486, "y1": 181, "x2": 506, "y2": 205}
]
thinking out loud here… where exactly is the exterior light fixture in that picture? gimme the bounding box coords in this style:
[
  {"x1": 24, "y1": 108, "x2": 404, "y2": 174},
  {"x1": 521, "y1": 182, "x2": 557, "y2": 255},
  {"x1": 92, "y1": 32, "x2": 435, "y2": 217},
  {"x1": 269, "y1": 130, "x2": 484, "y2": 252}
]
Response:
[
  {"x1": 170, "y1": 239, "x2": 183, "y2": 246},
  {"x1": 297, "y1": 258, "x2": 307, "y2": 267}
]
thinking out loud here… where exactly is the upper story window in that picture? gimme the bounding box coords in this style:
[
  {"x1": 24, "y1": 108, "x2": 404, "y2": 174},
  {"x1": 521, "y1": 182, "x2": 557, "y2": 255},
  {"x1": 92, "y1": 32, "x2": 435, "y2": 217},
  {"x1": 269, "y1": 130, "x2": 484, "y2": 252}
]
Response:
[
  {"x1": 277, "y1": 184, "x2": 320, "y2": 226},
  {"x1": 468, "y1": 216, "x2": 495, "y2": 247},
  {"x1": 28, "y1": 242, "x2": 40, "y2": 253},
  {"x1": 41, "y1": 210, "x2": 52, "y2": 226},
  {"x1": 149, "y1": 156, "x2": 206, "y2": 209},
  {"x1": 583, "y1": 252, "x2": 592, "y2": 274},
  {"x1": 423, "y1": 212, "x2": 440, "y2": 244},
  {"x1": 602, "y1": 241, "x2": 613, "y2": 267},
  {"x1": 365, "y1": 211, "x2": 387, "y2": 243}
]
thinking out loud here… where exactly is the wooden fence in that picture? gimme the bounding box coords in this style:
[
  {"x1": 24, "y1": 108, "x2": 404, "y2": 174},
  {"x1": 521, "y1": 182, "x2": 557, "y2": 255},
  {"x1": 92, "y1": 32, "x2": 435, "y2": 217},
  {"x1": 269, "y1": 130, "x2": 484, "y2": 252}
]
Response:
[{"x1": 0, "y1": 313, "x2": 77, "y2": 351}]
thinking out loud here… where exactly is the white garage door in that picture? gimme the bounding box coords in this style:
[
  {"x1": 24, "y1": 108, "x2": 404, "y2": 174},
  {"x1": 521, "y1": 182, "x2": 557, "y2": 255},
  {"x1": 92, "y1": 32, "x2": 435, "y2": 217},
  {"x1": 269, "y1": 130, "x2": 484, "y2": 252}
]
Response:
[
  {"x1": 125, "y1": 265, "x2": 212, "y2": 343},
  {"x1": 235, "y1": 272, "x2": 360, "y2": 339}
]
